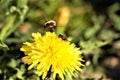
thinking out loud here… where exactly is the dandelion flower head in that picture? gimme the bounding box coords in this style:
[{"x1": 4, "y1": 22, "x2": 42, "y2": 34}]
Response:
[{"x1": 20, "y1": 32, "x2": 84, "y2": 80}]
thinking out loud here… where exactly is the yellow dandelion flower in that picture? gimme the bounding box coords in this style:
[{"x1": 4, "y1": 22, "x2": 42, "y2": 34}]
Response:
[{"x1": 20, "y1": 32, "x2": 84, "y2": 80}]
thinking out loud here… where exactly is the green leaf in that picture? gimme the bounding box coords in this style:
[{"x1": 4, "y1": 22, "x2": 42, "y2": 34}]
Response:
[
  {"x1": 98, "y1": 29, "x2": 119, "y2": 40},
  {"x1": 110, "y1": 14, "x2": 120, "y2": 31},
  {"x1": 108, "y1": 3, "x2": 120, "y2": 31},
  {"x1": 0, "y1": 40, "x2": 9, "y2": 50},
  {"x1": 17, "y1": 0, "x2": 28, "y2": 8},
  {"x1": 7, "y1": 59, "x2": 17, "y2": 68},
  {"x1": 80, "y1": 40, "x2": 108, "y2": 54},
  {"x1": 16, "y1": 65, "x2": 25, "y2": 80}
]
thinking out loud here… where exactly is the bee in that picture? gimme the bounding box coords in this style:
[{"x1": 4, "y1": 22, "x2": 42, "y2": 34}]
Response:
[
  {"x1": 58, "y1": 34, "x2": 67, "y2": 41},
  {"x1": 44, "y1": 20, "x2": 56, "y2": 32}
]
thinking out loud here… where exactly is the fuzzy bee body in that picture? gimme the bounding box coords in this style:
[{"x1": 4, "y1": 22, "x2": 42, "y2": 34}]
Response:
[{"x1": 44, "y1": 20, "x2": 56, "y2": 31}]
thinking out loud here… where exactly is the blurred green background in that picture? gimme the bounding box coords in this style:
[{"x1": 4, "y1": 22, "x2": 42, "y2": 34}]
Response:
[{"x1": 0, "y1": 0, "x2": 120, "y2": 80}]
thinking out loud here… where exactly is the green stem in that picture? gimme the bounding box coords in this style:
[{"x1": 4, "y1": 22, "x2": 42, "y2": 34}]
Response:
[
  {"x1": 3, "y1": 18, "x2": 23, "y2": 40},
  {"x1": 0, "y1": 16, "x2": 15, "y2": 41}
]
